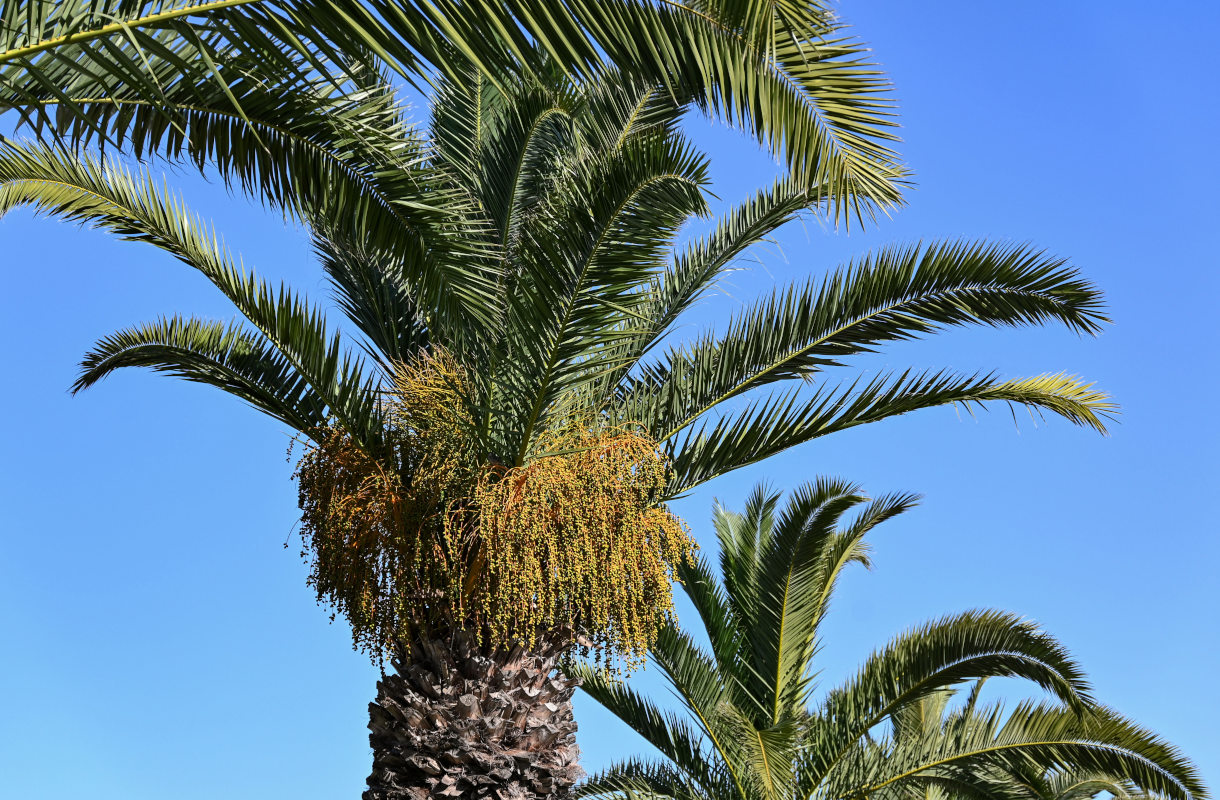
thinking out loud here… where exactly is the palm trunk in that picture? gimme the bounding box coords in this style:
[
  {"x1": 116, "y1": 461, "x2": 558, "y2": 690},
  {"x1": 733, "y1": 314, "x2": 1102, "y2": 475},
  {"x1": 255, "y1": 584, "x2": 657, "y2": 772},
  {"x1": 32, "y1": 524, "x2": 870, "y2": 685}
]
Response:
[{"x1": 363, "y1": 631, "x2": 582, "y2": 800}]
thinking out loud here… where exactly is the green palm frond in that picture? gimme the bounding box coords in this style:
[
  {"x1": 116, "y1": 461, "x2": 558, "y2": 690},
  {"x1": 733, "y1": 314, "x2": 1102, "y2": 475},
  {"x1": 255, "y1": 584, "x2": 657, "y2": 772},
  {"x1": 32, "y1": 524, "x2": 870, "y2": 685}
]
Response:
[
  {"x1": 809, "y1": 609, "x2": 1093, "y2": 789},
  {"x1": 308, "y1": 234, "x2": 433, "y2": 370},
  {"x1": 845, "y1": 702, "x2": 1206, "y2": 800},
  {"x1": 7, "y1": 49, "x2": 506, "y2": 342},
  {"x1": 728, "y1": 477, "x2": 869, "y2": 723},
  {"x1": 72, "y1": 315, "x2": 340, "y2": 437},
  {"x1": 2, "y1": 1, "x2": 905, "y2": 225},
  {"x1": 1043, "y1": 771, "x2": 1138, "y2": 800},
  {"x1": 544, "y1": 0, "x2": 906, "y2": 219},
  {"x1": 574, "y1": 664, "x2": 727, "y2": 797},
  {"x1": 454, "y1": 69, "x2": 583, "y2": 252},
  {"x1": 621, "y1": 239, "x2": 1108, "y2": 443},
  {"x1": 648, "y1": 621, "x2": 739, "y2": 734},
  {"x1": 664, "y1": 370, "x2": 1115, "y2": 495},
  {"x1": 761, "y1": 486, "x2": 919, "y2": 717},
  {"x1": 0, "y1": 141, "x2": 383, "y2": 447},
  {"x1": 883, "y1": 685, "x2": 1194, "y2": 800},
  {"x1": 712, "y1": 483, "x2": 780, "y2": 617},
  {"x1": 502, "y1": 125, "x2": 711, "y2": 461},
  {"x1": 810, "y1": 490, "x2": 917, "y2": 627},
  {"x1": 716, "y1": 703, "x2": 802, "y2": 799},
  {"x1": 347, "y1": 0, "x2": 907, "y2": 218},
  {"x1": 18, "y1": 53, "x2": 425, "y2": 218},
  {"x1": 580, "y1": 757, "x2": 715, "y2": 800},
  {"x1": 592, "y1": 175, "x2": 823, "y2": 401},
  {"x1": 674, "y1": 550, "x2": 741, "y2": 680}
]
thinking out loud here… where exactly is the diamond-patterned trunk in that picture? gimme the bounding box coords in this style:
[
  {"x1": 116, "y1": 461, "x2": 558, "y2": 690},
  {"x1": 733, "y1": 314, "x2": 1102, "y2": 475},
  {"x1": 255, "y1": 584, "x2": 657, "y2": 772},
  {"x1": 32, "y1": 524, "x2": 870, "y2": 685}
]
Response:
[{"x1": 363, "y1": 632, "x2": 581, "y2": 799}]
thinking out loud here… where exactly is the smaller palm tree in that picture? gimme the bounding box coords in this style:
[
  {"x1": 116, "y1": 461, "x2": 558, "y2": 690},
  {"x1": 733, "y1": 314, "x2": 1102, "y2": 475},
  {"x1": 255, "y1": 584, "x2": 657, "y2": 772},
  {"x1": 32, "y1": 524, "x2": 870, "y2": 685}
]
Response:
[{"x1": 579, "y1": 483, "x2": 1206, "y2": 800}]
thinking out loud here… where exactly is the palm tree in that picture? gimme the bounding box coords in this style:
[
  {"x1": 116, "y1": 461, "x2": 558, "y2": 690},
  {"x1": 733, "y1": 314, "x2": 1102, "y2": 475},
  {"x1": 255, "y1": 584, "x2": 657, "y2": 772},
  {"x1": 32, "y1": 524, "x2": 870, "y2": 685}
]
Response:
[
  {"x1": 0, "y1": 55, "x2": 1115, "y2": 798},
  {"x1": 888, "y1": 681, "x2": 1200, "y2": 800},
  {"x1": 579, "y1": 484, "x2": 1205, "y2": 800}
]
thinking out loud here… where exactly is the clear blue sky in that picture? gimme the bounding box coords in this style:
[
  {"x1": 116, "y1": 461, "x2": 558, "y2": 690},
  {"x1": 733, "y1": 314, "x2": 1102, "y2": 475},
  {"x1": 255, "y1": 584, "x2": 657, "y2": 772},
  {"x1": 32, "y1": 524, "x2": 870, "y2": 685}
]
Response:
[{"x1": 1, "y1": 2, "x2": 1216, "y2": 797}]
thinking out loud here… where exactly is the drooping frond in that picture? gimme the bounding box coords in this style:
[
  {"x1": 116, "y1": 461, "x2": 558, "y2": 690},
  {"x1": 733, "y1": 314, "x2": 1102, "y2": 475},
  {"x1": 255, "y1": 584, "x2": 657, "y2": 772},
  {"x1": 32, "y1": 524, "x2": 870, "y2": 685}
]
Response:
[
  {"x1": 1, "y1": 0, "x2": 905, "y2": 227},
  {"x1": 73, "y1": 315, "x2": 338, "y2": 436},
  {"x1": 838, "y1": 702, "x2": 1207, "y2": 800},
  {"x1": 0, "y1": 141, "x2": 384, "y2": 447},
  {"x1": 664, "y1": 370, "x2": 1116, "y2": 495},
  {"x1": 809, "y1": 490, "x2": 919, "y2": 633},
  {"x1": 808, "y1": 609, "x2": 1093, "y2": 790},
  {"x1": 879, "y1": 683, "x2": 1205, "y2": 800},
  {"x1": 526, "y1": 0, "x2": 907, "y2": 221}
]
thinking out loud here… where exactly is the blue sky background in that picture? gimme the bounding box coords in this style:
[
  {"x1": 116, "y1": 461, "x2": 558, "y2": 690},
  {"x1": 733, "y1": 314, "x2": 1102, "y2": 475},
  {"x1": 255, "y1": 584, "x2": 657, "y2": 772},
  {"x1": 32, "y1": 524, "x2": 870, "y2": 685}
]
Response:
[{"x1": 1, "y1": 2, "x2": 1216, "y2": 797}]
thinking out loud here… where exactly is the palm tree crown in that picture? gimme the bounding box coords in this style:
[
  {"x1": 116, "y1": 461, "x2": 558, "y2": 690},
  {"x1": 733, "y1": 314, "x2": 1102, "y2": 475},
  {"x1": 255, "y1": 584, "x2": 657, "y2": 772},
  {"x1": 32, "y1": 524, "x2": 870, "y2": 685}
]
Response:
[
  {"x1": 580, "y1": 484, "x2": 1205, "y2": 800},
  {"x1": 0, "y1": 55, "x2": 1114, "y2": 662}
]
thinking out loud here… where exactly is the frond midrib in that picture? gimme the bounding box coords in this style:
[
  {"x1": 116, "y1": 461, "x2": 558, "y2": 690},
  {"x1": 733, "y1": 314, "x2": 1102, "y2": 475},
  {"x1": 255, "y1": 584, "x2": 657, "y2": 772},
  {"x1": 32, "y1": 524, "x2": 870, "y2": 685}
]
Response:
[{"x1": 0, "y1": 0, "x2": 264, "y2": 65}]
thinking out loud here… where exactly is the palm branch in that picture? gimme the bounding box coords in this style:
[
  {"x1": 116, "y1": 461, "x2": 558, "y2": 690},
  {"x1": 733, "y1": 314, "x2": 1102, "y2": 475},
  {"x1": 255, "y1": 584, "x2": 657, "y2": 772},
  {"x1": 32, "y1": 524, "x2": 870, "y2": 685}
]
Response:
[{"x1": 876, "y1": 681, "x2": 1204, "y2": 800}]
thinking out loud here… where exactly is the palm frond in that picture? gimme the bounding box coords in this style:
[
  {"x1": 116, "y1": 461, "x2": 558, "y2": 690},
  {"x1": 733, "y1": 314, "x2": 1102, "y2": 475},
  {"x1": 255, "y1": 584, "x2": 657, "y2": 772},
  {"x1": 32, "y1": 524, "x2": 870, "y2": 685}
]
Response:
[
  {"x1": 593, "y1": 175, "x2": 821, "y2": 403},
  {"x1": 573, "y1": 663, "x2": 728, "y2": 798},
  {"x1": 712, "y1": 482, "x2": 780, "y2": 630},
  {"x1": 842, "y1": 702, "x2": 1206, "y2": 800},
  {"x1": 623, "y1": 240, "x2": 1108, "y2": 446},
  {"x1": 0, "y1": 141, "x2": 383, "y2": 446},
  {"x1": 501, "y1": 126, "x2": 711, "y2": 461},
  {"x1": 664, "y1": 370, "x2": 1116, "y2": 495},
  {"x1": 72, "y1": 315, "x2": 341, "y2": 437},
  {"x1": 715, "y1": 702, "x2": 802, "y2": 799},
  {"x1": 833, "y1": 610, "x2": 1091, "y2": 726},
  {"x1": 739, "y1": 477, "x2": 869, "y2": 724},
  {"x1": 810, "y1": 610, "x2": 1093, "y2": 789},
  {"x1": 2, "y1": 0, "x2": 904, "y2": 226},
  {"x1": 546, "y1": 0, "x2": 907, "y2": 221},
  {"x1": 579, "y1": 757, "x2": 717, "y2": 800},
  {"x1": 674, "y1": 551, "x2": 742, "y2": 682}
]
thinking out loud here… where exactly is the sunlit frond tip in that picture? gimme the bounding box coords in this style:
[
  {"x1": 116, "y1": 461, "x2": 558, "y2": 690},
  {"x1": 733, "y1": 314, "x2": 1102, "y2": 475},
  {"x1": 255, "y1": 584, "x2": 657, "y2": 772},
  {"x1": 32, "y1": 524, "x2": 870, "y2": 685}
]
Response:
[{"x1": 985, "y1": 372, "x2": 1117, "y2": 435}]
